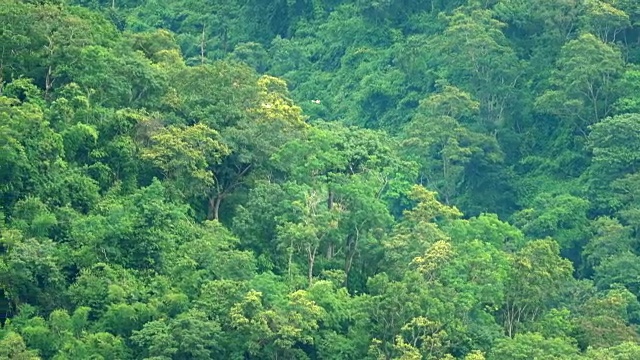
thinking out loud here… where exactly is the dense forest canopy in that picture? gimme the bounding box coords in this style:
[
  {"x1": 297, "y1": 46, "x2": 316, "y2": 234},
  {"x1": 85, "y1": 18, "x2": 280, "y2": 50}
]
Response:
[{"x1": 3, "y1": 0, "x2": 640, "y2": 358}]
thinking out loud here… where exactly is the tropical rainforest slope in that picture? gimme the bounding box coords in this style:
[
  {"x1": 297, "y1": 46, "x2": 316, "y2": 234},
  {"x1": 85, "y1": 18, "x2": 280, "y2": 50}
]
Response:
[{"x1": 3, "y1": 0, "x2": 640, "y2": 358}]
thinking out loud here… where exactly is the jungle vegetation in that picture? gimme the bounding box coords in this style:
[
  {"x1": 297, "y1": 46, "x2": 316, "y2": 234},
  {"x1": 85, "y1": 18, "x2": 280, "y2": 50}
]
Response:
[{"x1": 3, "y1": 0, "x2": 640, "y2": 358}]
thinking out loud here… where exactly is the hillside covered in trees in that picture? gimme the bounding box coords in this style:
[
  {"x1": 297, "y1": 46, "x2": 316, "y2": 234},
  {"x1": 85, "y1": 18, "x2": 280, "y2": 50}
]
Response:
[{"x1": 4, "y1": 0, "x2": 640, "y2": 358}]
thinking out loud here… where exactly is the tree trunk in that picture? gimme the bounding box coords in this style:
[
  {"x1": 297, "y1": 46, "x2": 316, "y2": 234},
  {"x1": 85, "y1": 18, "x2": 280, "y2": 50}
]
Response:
[
  {"x1": 222, "y1": 28, "x2": 229, "y2": 53},
  {"x1": 0, "y1": 60, "x2": 4, "y2": 95},
  {"x1": 326, "y1": 188, "x2": 334, "y2": 259},
  {"x1": 307, "y1": 245, "x2": 317, "y2": 286},
  {"x1": 288, "y1": 247, "x2": 294, "y2": 282},
  {"x1": 207, "y1": 195, "x2": 223, "y2": 220},
  {"x1": 45, "y1": 65, "x2": 53, "y2": 98},
  {"x1": 326, "y1": 244, "x2": 333, "y2": 260},
  {"x1": 200, "y1": 25, "x2": 206, "y2": 64},
  {"x1": 344, "y1": 236, "x2": 356, "y2": 286}
]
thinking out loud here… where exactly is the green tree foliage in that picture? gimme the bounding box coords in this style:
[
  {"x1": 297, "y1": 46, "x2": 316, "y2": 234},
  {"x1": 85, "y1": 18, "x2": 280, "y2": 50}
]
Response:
[
  {"x1": 3, "y1": 0, "x2": 640, "y2": 358},
  {"x1": 536, "y1": 33, "x2": 625, "y2": 136},
  {"x1": 586, "y1": 113, "x2": 640, "y2": 213}
]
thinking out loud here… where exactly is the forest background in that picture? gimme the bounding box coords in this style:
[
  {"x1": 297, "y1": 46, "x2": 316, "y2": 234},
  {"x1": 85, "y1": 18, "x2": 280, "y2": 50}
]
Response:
[{"x1": 3, "y1": 0, "x2": 640, "y2": 358}]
